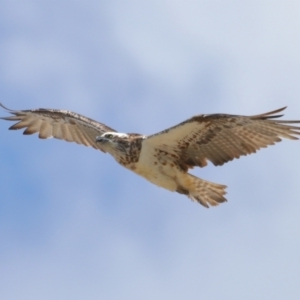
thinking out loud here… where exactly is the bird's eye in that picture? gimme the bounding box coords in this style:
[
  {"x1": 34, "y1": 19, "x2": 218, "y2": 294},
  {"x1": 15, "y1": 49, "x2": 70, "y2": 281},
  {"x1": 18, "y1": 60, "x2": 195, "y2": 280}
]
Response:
[{"x1": 106, "y1": 134, "x2": 113, "y2": 139}]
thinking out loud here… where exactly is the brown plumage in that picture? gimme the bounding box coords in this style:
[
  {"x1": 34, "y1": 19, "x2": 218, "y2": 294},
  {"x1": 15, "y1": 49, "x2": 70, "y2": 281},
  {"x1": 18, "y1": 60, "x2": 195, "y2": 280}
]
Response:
[
  {"x1": 146, "y1": 107, "x2": 300, "y2": 169},
  {"x1": 1, "y1": 103, "x2": 300, "y2": 208},
  {"x1": 0, "y1": 103, "x2": 116, "y2": 151}
]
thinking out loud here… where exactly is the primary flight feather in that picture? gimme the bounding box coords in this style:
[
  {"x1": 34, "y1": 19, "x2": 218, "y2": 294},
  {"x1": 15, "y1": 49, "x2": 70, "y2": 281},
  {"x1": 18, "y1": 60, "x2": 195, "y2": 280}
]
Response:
[{"x1": 1, "y1": 103, "x2": 300, "y2": 208}]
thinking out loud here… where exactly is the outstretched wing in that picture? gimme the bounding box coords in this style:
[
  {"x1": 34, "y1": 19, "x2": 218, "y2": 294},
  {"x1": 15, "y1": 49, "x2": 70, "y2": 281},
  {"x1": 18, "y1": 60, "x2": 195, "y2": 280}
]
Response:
[
  {"x1": 0, "y1": 103, "x2": 116, "y2": 151},
  {"x1": 144, "y1": 107, "x2": 300, "y2": 170}
]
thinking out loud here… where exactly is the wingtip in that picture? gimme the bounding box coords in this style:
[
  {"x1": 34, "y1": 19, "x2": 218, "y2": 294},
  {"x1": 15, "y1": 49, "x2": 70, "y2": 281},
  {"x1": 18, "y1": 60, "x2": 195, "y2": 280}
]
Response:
[
  {"x1": 0, "y1": 103, "x2": 14, "y2": 111},
  {"x1": 265, "y1": 106, "x2": 287, "y2": 115},
  {"x1": 252, "y1": 106, "x2": 289, "y2": 120}
]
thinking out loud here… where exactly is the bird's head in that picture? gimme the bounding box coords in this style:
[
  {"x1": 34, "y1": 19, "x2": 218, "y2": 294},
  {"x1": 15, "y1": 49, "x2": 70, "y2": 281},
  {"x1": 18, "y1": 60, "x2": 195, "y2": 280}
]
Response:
[{"x1": 96, "y1": 132, "x2": 130, "y2": 156}]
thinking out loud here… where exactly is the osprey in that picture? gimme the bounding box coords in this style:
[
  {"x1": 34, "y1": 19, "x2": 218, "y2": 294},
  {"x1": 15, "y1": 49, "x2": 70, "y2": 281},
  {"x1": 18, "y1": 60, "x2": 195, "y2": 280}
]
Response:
[{"x1": 1, "y1": 103, "x2": 300, "y2": 208}]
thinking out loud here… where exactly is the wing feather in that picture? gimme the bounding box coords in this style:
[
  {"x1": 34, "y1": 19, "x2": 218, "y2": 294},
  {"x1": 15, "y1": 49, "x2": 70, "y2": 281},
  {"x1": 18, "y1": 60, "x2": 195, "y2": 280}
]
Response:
[
  {"x1": 145, "y1": 107, "x2": 300, "y2": 169},
  {"x1": 38, "y1": 122, "x2": 52, "y2": 139},
  {"x1": 0, "y1": 103, "x2": 116, "y2": 151}
]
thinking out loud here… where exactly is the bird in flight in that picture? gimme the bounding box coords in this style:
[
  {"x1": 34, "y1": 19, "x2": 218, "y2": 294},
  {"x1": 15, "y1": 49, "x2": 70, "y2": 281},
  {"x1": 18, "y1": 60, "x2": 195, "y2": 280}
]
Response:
[{"x1": 1, "y1": 103, "x2": 299, "y2": 208}]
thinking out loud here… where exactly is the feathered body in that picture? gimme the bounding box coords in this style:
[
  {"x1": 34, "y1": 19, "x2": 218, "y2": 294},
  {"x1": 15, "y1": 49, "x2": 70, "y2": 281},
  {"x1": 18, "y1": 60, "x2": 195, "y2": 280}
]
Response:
[{"x1": 1, "y1": 103, "x2": 300, "y2": 207}]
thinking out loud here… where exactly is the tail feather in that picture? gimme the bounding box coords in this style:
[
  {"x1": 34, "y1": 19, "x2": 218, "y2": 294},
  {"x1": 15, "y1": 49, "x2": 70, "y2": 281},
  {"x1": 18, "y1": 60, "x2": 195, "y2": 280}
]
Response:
[{"x1": 178, "y1": 174, "x2": 227, "y2": 208}]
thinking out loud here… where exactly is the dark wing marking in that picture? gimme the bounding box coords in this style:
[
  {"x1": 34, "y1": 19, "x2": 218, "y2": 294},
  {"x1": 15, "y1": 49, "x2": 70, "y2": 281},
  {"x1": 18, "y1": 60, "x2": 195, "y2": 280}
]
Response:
[
  {"x1": 144, "y1": 107, "x2": 300, "y2": 170},
  {"x1": 0, "y1": 103, "x2": 117, "y2": 151}
]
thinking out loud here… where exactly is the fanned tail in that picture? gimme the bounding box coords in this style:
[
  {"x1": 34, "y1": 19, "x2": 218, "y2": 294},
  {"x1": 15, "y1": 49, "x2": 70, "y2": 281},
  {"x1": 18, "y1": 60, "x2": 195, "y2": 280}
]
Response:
[{"x1": 177, "y1": 174, "x2": 227, "y2": 208}]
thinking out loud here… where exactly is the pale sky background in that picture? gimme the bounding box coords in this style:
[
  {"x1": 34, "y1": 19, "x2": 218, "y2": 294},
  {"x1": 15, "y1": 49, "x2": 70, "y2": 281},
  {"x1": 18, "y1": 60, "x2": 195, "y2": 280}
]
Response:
[{"x1": 1, "y1": 1, "x2": 300, "y2": 299}]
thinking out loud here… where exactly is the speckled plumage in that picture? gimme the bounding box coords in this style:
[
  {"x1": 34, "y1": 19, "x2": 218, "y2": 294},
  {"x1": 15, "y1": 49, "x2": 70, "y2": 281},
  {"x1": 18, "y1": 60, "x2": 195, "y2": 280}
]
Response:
[{"x1": 1, "y1": 103, "x2": 300, "y2": 208}]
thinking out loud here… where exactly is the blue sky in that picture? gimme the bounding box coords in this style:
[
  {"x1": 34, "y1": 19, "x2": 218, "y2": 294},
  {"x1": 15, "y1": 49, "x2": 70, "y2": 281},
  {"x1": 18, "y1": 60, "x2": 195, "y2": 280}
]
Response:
[{"x1": 1, "y1": 1, "x2": 300, "y2": 299}]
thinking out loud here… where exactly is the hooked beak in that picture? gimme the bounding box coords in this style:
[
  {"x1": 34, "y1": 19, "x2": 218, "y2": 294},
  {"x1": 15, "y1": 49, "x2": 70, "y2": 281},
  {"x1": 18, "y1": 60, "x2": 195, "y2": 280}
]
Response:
[{"x1": 96, "y1": 136, "x2": 107, "y2": 143}]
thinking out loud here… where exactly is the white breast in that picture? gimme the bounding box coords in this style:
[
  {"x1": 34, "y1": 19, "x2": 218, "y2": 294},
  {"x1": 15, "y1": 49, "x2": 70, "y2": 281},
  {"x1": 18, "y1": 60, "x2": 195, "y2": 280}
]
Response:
[{"x1": 129, "y1": 141, "x2": 179, "y2": 192}]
